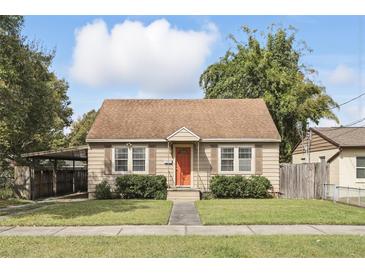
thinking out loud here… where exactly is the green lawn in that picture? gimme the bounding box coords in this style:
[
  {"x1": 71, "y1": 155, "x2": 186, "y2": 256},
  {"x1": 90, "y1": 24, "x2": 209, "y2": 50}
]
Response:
[
  {"x1": 0, "y1": 199, "x2": 32, "y2": 209},
  {"x1": 196, "y1": 199, "x2": 365, "y2": 225},
  {"x1": 0, "y1": 235, "x2": 365, "y2": 257},
  {"x1": 0, "y1": 200, "x2": 173, "y2": 226}
]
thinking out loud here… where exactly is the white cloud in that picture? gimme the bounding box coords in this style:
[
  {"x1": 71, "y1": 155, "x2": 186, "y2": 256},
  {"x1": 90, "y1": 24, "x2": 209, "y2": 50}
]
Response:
[
  {"x1": 70, "y1": 19, "x2": 218, "y2": 97},
  {"x1": 327, "y1": 64, "x2": 356, "y2": 85}
]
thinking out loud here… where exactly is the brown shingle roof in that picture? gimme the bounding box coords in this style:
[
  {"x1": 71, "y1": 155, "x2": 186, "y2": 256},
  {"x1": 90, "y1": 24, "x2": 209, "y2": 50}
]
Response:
[
  {"x1": 313, "y1": 127, "x2": 365, "y2": 147},
  {"x1": 86, "y1": 99, "x2": 281, "y2": 141}
]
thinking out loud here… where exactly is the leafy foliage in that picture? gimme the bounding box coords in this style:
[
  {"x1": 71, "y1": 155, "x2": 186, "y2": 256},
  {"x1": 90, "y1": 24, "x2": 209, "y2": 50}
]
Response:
[
  {"x1": 94, "y1": 180, "x2": 112, "y2": 200},
  {"x1": 115, "y1": 175, "x2": 168, "y2": 200},
  {"x1": 0, "y1": 16, "x2": 72, "y2": 170},
  {"x1": 210, "y1": 175, "x2": 272, "y2": 198},
  {"x1": 200, "y1": 25, "x2": 338, "y2": 162},
  {"x1": 67, "y1": 110, "x2": 97, "y2": 147}
]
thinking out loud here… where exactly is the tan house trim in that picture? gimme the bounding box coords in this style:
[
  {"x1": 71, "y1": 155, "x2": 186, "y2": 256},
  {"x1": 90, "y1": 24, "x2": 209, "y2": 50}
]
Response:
[
  {"x1": 87, "y1": 138, "x2": 281, "y2": 143},
  {"x1": 166, "y1": 127, "x2": 200, "y2": 141}
]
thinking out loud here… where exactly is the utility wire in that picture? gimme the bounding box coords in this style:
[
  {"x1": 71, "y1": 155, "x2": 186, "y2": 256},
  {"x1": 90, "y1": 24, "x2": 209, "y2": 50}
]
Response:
[
  {"x1": 343, "y1": 117, "x2": 365, "y2": 127},
  {"x1": 331, "y1": 92, "x2": 365, "y2": 109}
]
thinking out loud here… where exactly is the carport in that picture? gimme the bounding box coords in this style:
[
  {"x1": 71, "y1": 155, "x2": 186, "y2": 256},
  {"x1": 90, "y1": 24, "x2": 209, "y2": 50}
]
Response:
[{"x1": 15, "y1": 146, "x2": 88, "y2": 200}]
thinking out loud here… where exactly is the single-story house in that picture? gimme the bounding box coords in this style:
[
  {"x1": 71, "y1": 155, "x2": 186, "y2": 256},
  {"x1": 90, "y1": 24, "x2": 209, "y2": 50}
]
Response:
[
  {"x1": 86, "y1": 99, "x2": 281, "y2": 199},
  {"x1": 292, "y1": 127, "x2": 365, "y2": 188}
]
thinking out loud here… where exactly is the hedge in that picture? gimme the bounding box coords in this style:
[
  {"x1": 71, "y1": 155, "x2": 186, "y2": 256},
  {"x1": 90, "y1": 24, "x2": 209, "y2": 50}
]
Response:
[
  {"x1": 115, "y1": 174, "x2": 168, "y2": 200},
  {"x1": 210, "y1": 175, "x2": 272, "y2": 198}
]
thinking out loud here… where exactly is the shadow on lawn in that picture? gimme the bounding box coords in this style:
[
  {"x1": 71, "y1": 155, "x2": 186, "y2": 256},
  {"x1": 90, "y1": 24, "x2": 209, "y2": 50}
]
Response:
[{"x1": 36, "y1": 200, "x2": 155, "y2": 220}]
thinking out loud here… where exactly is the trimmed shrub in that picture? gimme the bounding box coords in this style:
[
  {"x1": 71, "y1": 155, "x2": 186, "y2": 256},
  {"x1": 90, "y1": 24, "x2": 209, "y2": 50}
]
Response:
[
  {"x1": 115, "y1": 175, "x2": 168, "y2": 200},
  {"x1": 210, "y1": 175, "x2": 272, "y2": 198},
  {"x1": 95, "y1": 180, "x2": 112, "y2": 199}
]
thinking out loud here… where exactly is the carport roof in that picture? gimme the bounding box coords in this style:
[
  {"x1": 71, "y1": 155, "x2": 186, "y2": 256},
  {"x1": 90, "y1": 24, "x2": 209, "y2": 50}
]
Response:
[{"x1": 21, "y1": 145, "x2": 88, "y2": 161}]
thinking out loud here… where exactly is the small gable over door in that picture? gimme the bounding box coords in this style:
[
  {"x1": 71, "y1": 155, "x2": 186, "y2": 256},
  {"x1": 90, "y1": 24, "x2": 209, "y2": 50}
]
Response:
[{"x1": 166, "y1": 127, "x2": 200, "y2": 142}]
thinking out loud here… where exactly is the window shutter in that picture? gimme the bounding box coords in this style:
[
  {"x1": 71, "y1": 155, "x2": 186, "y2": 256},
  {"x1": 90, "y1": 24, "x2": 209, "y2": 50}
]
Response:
[
  {"x1": 149, "y1": 145, "x2": 156, "y2": 175},
  {"x1": 104, "y1": 145, "x2": 112, "y2": 175},
  {"x1": 210, "y1": 144, "x2": 218, "y2": 174},
  {"x1": 255, "y1": 144, "x2": 263, "y2": 175}
]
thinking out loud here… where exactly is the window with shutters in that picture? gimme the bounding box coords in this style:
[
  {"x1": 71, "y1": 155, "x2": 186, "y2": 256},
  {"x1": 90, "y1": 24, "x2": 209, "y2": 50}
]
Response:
[
  {"x1": 113, "y1": 146, "x2": 148, "y2": 174},
  {"x1": 218, "y1": 145, "x2": 255, "y2": 174}
]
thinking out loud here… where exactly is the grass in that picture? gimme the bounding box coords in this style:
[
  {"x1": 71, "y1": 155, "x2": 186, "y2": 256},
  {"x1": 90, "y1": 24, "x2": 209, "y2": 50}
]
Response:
[
  {"x1": 0, "y1": 199, "x2": 32, "y2": 209},
  {"x1": 0, "y1": 199, "x2": 173, "y2": 226},
  {"x1": 0, "y1": 235, "x2": 365, "y2": 257},
  {"x1": 196, "y1": 199, "x2": 365, "y2": 225}
]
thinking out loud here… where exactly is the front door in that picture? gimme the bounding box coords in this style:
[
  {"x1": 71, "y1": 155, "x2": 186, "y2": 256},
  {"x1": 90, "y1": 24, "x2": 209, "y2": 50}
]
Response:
[{"x1": 175, "y1": 147, "x2": 191, "y2": 186}]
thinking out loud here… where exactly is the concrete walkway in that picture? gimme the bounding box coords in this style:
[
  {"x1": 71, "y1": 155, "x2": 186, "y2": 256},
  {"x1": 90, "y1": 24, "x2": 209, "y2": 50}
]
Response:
[
  {"x1": 169, "y1": 201, "x2": 201, "y2": 225},
  {"x1": 1, "y1": 225, "x2": 365, "y2": 236}
]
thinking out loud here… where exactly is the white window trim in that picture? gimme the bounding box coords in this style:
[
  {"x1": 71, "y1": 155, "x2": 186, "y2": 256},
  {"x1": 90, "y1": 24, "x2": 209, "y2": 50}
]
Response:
[
  {"x1": 112, "y1": 145, "x2": 149, "y2": 175},
  {"x1": 218, "y1": 144, "x2": 255, "y2": 175},
  {"x1": 356, "y1": 156, "x2": 365, "y2": 181}
]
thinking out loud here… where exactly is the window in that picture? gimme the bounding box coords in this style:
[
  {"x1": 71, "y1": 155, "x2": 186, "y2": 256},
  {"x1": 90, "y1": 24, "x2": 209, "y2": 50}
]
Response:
[
  {"x1": 115, "y1": 147, "x2": 128, "y2": 172},
  {"x1": 220, "y1": 147, "x2": 234, "y2": 171},
  {"x1": 113, "y1": 146, "x2": 148, "y2": 173},
  {"x1": 239, "y1": 147, "x2": 252, "y2": 171},
  {"x1": 219, "y1": 146, "x2": 254, "y2": 173},
  {"x1": 357, "y1": 157, "x2": 365, "y2": 179},
  {"x1": 133, "y1": 147, "x2": 146, "y2": 172}
]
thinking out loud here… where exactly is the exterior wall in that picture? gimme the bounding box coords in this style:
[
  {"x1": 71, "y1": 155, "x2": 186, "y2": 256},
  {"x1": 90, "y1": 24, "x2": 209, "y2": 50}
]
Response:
[
  {"x1": 338, "y1": 148, "x2": 365, "y2": 188},
  {"x1": 293, "y1": 131, "x2": 337, "y2": 156},
  {"x1": 262, "y1": 143, "x2": 280, "y2": 192},
  {"x1": 292, "y1": 148, "x2": 339, "y2": 164},
  {"x1": 87, "y1": 141, "x2": 280, "y2": 196}
]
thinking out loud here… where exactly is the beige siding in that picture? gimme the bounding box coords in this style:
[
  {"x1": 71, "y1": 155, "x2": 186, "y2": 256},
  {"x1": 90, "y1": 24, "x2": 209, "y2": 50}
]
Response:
[
  {"x1": 262, "y1": 143, "x2": 280, "y2": 192},
  {"x1": 88, "y1": 141, "x2": 280, "y2": 196},
  {"x1": 192, "y1": 143, "x2": 211, "y2": 191},
  {"x1": 167, "y1": 128, "x2": 199, "y2": 141},
  {"x1": 293, "y1": 131, "x2": 337, "y2": 156},
  {"x1": 155, "y1": 143, "x2": 173, "y2": 185},
  {"x1": 338, "y1": 148, "x2": 365, "y2": 188},
  {"x1": 330, "y1": 156, "x2": 340, "y2": 185},
  {"x1": 292, "y1": 148, "x2": 339, "y2": 164}
]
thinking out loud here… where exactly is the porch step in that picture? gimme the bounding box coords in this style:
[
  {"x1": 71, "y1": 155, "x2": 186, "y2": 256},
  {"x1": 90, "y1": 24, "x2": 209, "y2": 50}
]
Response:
[{"x1": 167, "y1": 189, "x2": 201, "y2": 201}]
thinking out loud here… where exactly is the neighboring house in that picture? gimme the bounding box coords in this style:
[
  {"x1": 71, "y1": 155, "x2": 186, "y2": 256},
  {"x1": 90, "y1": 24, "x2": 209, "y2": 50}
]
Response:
[
  {"x1": 86, "y1": 99, "x2": 281, "y2": 198},
  {"x1": 292, "y1": 127, "x2": 365, "y2": 188}
]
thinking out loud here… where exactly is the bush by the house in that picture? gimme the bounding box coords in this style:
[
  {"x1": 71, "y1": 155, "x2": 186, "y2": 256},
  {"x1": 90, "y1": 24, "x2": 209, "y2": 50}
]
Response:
[
  {"x1": 95, "y1": 180, "x2": 112, "y2": 199},
  {"x1": 210, "y1": 175, "x2": 272, "y2": 198},
  {"x1": 115, "y1": 175, "x2": 168, "y2": 200}
]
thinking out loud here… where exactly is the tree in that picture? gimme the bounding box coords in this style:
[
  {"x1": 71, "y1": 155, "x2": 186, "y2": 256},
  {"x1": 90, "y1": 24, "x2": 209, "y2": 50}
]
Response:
[
  {"x1": 67, "y1": 110, "x2": 97, "y2": 147},
  {"x1": 0, "y1": 16, "x2": 73, "y2": 170},
  {"x1": 200, "y1": 25, "x2": 338, "y2": 162}
]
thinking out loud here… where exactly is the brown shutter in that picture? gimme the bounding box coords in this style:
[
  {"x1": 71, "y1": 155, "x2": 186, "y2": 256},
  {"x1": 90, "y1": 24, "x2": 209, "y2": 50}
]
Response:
[
  {"x1": 104, "y1": 144, "x2": 112, "y2": 175},
  {"x1": 255, "y1": 144, "x2": 263, "y2": 175},
  {"x1": 210, "y1": 144, "x2": 218, "y2": 175},
  {"x1": 149, "y1": 145, "x2": 156, "y2": 175}
]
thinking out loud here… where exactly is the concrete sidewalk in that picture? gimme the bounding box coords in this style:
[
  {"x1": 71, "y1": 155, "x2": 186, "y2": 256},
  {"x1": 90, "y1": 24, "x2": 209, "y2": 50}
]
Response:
[{"x1": 1, "y1": 225, "x2": 365, "y2": 236}]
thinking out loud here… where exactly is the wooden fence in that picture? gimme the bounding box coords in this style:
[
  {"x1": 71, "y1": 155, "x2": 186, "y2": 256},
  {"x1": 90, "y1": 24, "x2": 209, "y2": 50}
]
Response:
[
  {"x1": 279, "y1": 161, "x2": 329, "y2": 199},
  {"x1": 32, "y1": 168, "x2": 87, "y2": 199},
  {"x1": 14, "y1": 166, "x2": 87, "y2": 200}
]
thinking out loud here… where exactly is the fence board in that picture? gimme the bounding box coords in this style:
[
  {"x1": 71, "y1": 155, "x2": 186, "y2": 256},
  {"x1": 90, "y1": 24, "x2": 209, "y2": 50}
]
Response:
[{"x1": 280, "y1": 161, "x2": 328, "y2": 199}]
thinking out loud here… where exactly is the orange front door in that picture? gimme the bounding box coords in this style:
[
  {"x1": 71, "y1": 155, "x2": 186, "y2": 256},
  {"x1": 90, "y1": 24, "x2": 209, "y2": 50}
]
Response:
[{"x1": 176, "y1": 147, "x2": 191, "y2": 186}]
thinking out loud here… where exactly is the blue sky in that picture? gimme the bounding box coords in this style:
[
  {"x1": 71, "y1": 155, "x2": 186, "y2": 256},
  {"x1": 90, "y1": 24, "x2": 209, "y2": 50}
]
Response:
[{"x1": 22, "y1": 16, "x2": 365, "y2": 127}]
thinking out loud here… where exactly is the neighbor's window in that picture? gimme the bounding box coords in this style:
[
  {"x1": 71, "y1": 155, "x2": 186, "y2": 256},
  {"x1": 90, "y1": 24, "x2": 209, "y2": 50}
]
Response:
[
  {"x1": 357, "y1": 157, "x2": 365, "y2": 179},
  {"x1": 239, "y1": 147, "x2": 252, "y2": 171},
  {"x1": 221, "y1": 147, "x2": 234, "y2": 171},
  {"x1": 132, "y1": 147, "x2": 146, "y2": 172},
  {"x1": 115, "y1": 147, "x2": 128, "y2": 172}
]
